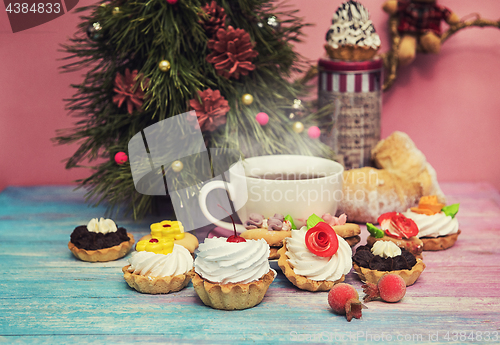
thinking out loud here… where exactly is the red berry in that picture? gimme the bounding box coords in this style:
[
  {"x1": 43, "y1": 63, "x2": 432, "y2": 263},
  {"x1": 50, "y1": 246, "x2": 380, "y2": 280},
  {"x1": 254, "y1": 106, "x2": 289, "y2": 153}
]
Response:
[
  {"x1": 227, "y1": 235, "x2": 246, "y2": 243},
  {"x1": 328, "y1": 283, "x2": 362, "y2": 322},
  {"x1": 362, "y1": 274, "x2": 406, "y2": 303}
]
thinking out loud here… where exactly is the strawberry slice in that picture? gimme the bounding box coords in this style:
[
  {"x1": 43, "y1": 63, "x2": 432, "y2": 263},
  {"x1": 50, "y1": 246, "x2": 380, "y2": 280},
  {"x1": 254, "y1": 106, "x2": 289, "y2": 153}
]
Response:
[{"x1": 378, "y1": 212, "x2": 418, "y2": 239}]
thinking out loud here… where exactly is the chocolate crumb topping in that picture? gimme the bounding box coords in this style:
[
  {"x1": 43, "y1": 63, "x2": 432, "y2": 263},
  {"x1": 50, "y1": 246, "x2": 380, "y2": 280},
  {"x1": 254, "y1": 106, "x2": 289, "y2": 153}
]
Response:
[
  {"x1": 70, "y1": 226, "x2": 130, "y2": 250},
  {"x1": 353, "y1": 245, "x2": 417, "y2": 271}
]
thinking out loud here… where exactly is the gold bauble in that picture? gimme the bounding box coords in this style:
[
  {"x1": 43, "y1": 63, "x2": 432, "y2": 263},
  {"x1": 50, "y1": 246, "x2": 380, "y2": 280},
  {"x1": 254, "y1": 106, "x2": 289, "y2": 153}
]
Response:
[
  {"x1": 292, "y1": 121, "x2": 304, "y2": 133},
  {"x1": 112, "y1": 7, "x2": 121, "y2": 15},
  {"x1": 241, "y1": 93, "x2": 254, "y2": 105},
  {"x1": 171, "y1": 160, "x2": 183, "y2": 172},
  {"x1": 159, "y1": 60, "x2": 171, "y2": 72}
]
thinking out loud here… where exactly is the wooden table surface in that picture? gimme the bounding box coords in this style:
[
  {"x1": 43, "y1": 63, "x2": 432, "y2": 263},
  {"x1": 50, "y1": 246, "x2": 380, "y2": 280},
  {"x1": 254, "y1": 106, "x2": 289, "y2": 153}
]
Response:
[{"x1": 1, "y1": 183, "x2": 500, "y2": 344}]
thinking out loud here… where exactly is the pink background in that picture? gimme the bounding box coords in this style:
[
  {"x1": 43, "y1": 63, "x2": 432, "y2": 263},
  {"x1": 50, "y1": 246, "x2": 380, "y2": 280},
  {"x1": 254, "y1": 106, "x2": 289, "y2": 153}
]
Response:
[{"x1": 1, "y1": 0, "x2": 499, "y2": 192}]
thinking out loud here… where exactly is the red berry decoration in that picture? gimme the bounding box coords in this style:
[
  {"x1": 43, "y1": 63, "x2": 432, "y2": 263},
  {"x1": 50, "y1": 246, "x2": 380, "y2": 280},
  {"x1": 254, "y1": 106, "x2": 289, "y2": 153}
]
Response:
[
  {"x1": 114, "y1": 152, "x2": 128, "y2": 165},
  {"x1": 217, "y1": 204, "x2": 246, "y2": 243},
  {"x1": 362, "y1": 274, "x2": 406, "y2": 303},
  {"x1": 307, "y1": 126, "x2": 321, "y2": 139},
  {"x1": 255, "y1": 112, "x2": 269, "y2": 126},
  {"x1": 378, "y1": 212, "x2": 418, "y2": 239},
  {"x1": 305, "y1": 222, "x2": 339, "y2": 257},
  {"x1": 328, "y1": 283, "x2": 363, "y2": 322}
]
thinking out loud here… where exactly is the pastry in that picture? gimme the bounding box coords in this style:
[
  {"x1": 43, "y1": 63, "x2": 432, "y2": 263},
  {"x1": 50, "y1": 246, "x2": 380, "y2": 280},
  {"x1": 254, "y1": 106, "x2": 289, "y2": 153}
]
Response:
[
  {"x1": 241, "y1": 213, "x2": 293, "y2": 259},
  {"x1": 68, "y1": 217, "x2": 134, "y2": 262},
  {"x1": 324, "y1": 1, "x2": 381, "y2": 61},
  {"x1": 403, "y1": 195, "x2": 460, "y2": 251},
  {"x1": 136, "y1": 220, "x2": 198, "y2": 254},
  {"x1": 322, "y1": 213, "x2": 361, "y2": 247},
  {"x1": 192, "y1": 236, "x2": 276, "y2": 310},
  {"x1": 337, "y1": 131, "x2": 446, "y2": 223},
  {"x1": 365, "y1": 212, "x2": 423, "y2": 258},
  {"x1": 352, "y1": 241, "x2": 425, "y2": 286},
  {"x1": 278, "y1": 217, "x2": 352, "y2": 292},
  {"x1": 122, "y1": 241, "x2": 193, "y2": 294}
]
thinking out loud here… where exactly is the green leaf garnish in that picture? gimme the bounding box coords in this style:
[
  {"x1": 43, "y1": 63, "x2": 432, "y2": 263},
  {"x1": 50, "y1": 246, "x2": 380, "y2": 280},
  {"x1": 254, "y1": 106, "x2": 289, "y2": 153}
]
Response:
[
  {"x1": 284, "y1": 215, "x2": 297, "y2": 230},
  {"x1": 366, "y1": 223, "x2": 385, "y2": 238},
  {"x1": 307, "y1": 213, "x2": 325, "y2": 230},
  {"x1": 442, "y1": 203, "x2": 459, "y2": 218}
]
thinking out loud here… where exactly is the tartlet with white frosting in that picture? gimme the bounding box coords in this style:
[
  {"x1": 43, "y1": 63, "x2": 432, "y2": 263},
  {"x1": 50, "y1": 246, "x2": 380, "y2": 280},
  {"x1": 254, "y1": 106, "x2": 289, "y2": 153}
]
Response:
[
  {"x1": 191, "y1": 237, "x2": 276, "y2": 310},
  {"x1": 68, "y1": 217, "x2": 135, "y2": 262},
  {"x1": 278, "y1": 222, "x2": 353, "y2": 292}
]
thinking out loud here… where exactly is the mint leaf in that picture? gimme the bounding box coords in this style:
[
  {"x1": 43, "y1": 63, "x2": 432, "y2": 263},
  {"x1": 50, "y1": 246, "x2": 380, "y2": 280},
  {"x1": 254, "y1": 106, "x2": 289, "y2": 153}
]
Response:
[
  {"x1": 442, "y1": 203, "x2": 460, "y2": 218},
  {"x1": 307, "y1": 213, "x2": 325, "y2": 229},
  {"x1": 284, "y1": 215, "x2": 297, "y2": 230},
  {"x1": 367, "y1": 223, "x2": 385, "y2": 238}
]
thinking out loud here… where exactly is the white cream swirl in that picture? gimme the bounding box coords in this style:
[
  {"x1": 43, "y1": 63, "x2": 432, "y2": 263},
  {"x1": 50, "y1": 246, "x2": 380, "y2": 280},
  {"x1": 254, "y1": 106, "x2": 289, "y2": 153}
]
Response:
[
  {"x1": 127, "y1": 244, "x2": 193, "y2": 277},
  {"x1": 87, "y1": 217, "x2": 117, "y2": 234},
  {"x1": 285, "y1": 226, "x2": 352, "y2": 281},
  {"x1": 326, "y1": 0, "x2": 381, "y2": 50},
  {"x1": 403, "y1": 210, "x2": 459, "y2": 238},
  {"x1": 194, "y1": 237, "x2": 273, "y2": 284},
  {"x1": 371, "y1": 241, "x2": 401, "y2": 258}
]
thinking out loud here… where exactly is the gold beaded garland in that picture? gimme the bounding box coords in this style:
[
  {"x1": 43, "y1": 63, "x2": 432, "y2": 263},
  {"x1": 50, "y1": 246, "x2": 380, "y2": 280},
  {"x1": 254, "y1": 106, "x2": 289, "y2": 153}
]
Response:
[
  {"x1": 171, "y1": 160, "x2": 183, "y2": 172},
  {"x1": 159, "y1": 60, "x2": 171, "y2": 72},
  {"x1": 241, "y1": 93, "x2": 254, "y2": 105},
  {"x1": 292, "y1": 121, "x2": 304, "y2": 133}
]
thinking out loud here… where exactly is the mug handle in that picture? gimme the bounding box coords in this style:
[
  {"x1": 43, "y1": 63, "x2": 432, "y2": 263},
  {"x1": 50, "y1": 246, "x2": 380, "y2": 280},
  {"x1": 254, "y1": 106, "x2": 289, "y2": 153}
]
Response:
[{"x1": 198, "y1": 180, "x2": 246, "y2": 233}]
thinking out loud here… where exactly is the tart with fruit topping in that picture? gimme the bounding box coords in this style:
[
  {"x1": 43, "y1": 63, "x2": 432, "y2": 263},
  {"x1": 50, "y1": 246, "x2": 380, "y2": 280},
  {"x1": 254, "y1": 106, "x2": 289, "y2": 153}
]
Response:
[
  {"x1": 366, "y1": 212, "x2": 423, "y2": 259},
  {"x1": 277, "y1": 214, "x2": 352, "y2": 292},
  {"x1": 241, "y1": 213, "x2": 293, "y2": 259},
  {"x1": 123, "y1": 232, "x2": 193, "y2": 294},
  {"x1": 352, "y1": 241, "x2": 425, "y2": 286},
  {"x1": 68, "y1": 217, "x2": 134, "y2": 262},
  {"x1": 403, "y1": 196, "x2": 461, "y2": 251}
]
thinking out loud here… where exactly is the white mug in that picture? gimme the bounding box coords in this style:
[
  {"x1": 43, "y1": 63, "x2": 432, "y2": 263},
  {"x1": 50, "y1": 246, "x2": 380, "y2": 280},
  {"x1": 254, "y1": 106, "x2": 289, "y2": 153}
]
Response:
[{"x1": 198, "y1": 155, "x2": 344, "y2": 232}]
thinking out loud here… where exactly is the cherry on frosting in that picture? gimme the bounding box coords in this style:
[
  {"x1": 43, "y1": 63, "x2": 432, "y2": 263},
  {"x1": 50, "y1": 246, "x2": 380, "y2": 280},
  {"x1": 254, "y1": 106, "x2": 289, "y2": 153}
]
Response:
[
  {"x1": 149, "y1": 238, "x2": 159, "y2": 243},
  {"x1": 217, "y1": 204, "x2": 246, "y2": 243},
  {"x1": 163, "y1": 224, "x2": 171, "y2": 227}
]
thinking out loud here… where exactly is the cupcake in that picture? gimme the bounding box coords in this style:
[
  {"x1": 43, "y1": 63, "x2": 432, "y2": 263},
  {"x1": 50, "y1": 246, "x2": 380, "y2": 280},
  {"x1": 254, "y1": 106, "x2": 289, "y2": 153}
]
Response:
[
  {"x1": 68, "y1": 217, "x2": 134, "y2": 262},
  {"x1": 324, "y1": 0, "x2": 381, "y2": 61},
  {"x1": 122, "y1": 240, "x2": 193, "y2": 294},
  {"x1": 322, "y1": 213, "x2": 361, "y2": 247},
  {"x1": 366, "y1": 212, "x2": 423, "y2": 259},
  {"x1": 352, "y1": 241, "x2": 425, "y2": 286},
  {"x1": 192, "y1": 236, "x2": 276, "y2": 310},
  {"x1": 241, "y1": 213, "x2": 293, "y2": 259},
  {"x1": 278, "y1": 218, "x2": 352, "y2": 292},
  {"x1": 403, "y1": 196, "x2": 460, "y2": 251},
  {"x1": 136, "y1": 220, "x2": 199, "y2": 255}
]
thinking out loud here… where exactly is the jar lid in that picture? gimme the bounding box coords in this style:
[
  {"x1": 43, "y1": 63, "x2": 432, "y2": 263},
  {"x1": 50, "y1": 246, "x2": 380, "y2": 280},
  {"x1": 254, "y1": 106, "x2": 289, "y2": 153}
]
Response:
[{"x1": 318, "y1": 58, "x2": 383, "y2": 72}]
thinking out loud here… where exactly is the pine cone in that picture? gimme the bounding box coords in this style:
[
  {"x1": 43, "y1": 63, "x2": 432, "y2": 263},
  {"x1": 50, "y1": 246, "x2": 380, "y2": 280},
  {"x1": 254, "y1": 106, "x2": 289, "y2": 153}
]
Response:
[
  {"x1": 206, "y1": 26, "x2": 259, "y2": 79},
  {"x1": 189, "y1": 89, "x2": 230, "y2": 132},
  {"x1": 200, "y1": 1, "x2": 227, "y2": 38}
]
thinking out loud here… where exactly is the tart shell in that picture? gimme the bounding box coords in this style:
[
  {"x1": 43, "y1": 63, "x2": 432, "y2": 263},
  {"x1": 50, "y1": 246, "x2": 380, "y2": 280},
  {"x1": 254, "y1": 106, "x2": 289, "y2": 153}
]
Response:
[
  {"x1": 352, "y1": 259, "x2": 426, "y2": 286},
  {"x1": 277, "y1": 245, "x2": 345, "y2": 292},
  {"x1": 324, "y1": 43, "x2": 378, "y2": 62},
  {"x1": 191, "y1": 270, "x2": 275, "y2": 310},
  {"x1": 122, "y1": 265, "x2": 191, "y2": 294},
  {"x1": 68, "y1": 233, "x2": 135, "y2": 262},
  {"x1": 421, "y1": 230, "x2": 461, "y2": 251}
]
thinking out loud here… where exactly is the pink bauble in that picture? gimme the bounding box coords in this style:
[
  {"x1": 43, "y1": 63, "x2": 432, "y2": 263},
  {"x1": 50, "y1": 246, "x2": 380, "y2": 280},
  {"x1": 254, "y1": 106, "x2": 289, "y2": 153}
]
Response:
[
  {"x1": 255, "y1": 112, "x2": 269, "y2": 126},
  {"x1": 166, "y1": 0, "x2": 178, "y2": 4},
  {"x1": 114, "y1": 152, "x2": 128, "y2": 165},
  {"x1": 308, "y1": 126, "x2": 321, "y2": 139}
]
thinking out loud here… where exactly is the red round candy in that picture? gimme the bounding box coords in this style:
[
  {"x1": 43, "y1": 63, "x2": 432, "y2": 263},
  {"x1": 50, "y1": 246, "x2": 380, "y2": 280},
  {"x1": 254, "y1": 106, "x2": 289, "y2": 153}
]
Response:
[
  {"x1": 255, "y1": 112, "x2": 269, "y2": 126},
  {"x1": 307, "y1": 126, "x2": 321, "y2": 139},
  {"x1": 305, "y1": 222, "x2": 339, "y2": 257},
  {"x1": 114, "y1": 151, "x2": 128, "y2": 165}
]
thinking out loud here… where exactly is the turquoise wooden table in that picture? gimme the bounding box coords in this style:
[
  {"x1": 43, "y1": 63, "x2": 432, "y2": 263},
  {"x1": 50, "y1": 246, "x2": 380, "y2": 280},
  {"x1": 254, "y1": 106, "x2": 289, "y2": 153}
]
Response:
[{"x1": 1, "y1": 183, "x2": 500, "y2": 344}]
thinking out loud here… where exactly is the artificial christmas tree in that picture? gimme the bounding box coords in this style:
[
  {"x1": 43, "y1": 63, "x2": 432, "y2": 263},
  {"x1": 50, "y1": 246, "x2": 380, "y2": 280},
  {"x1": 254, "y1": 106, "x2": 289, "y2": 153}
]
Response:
[{"x1": 56, "y1": 0, "x2": 333, "y2": 221}]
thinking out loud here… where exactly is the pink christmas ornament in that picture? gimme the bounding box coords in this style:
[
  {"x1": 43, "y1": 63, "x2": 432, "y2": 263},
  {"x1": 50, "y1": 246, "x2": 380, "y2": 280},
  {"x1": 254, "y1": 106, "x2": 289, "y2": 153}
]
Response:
[
  {"x1": 114, "y1": 152, "x2": 128, "y2": 165},
  {"x1": 166, "y1": 0, "x2": 178, "y2": 4},
  {"x1": 255, "y1": 112, "x2": 269, "y2": 126},
  {"x1": 308, "y1": 126, "x2": 321, "y2": 139}
]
